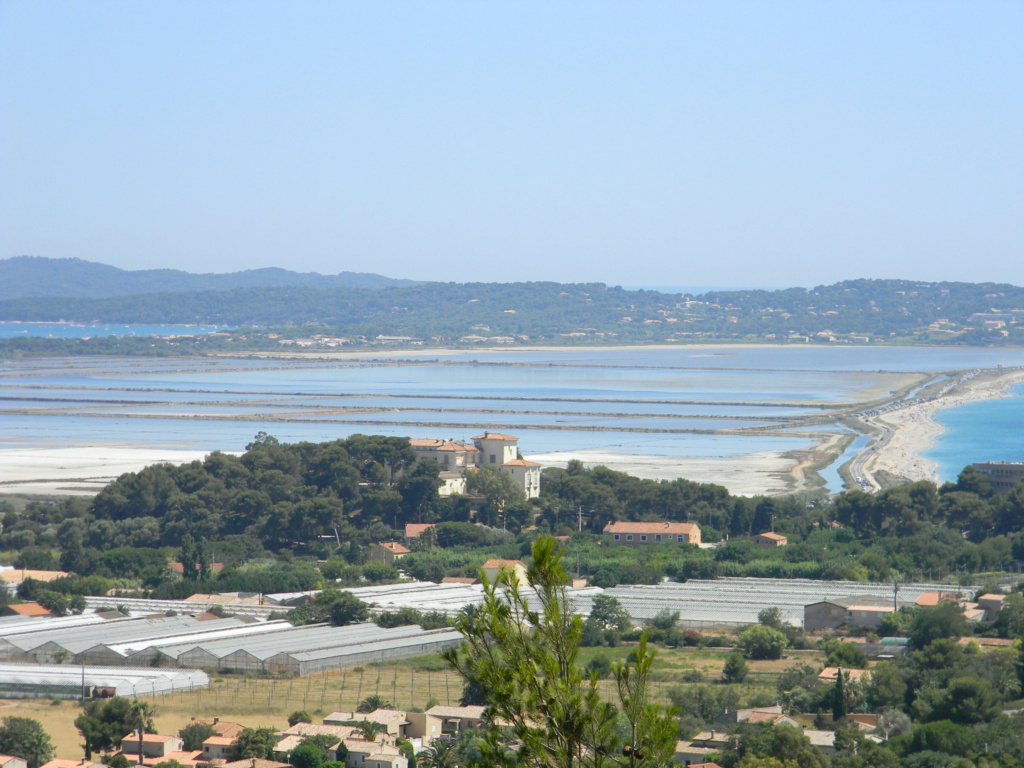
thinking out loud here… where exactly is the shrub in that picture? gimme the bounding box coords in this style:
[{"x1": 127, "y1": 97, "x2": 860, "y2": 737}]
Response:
[
  {"x1": 737, "y1": 625, "x2": 788, "y2": 660},
  {"x1": 722, "y1": 652, "x2": 749, "y2": 683}
]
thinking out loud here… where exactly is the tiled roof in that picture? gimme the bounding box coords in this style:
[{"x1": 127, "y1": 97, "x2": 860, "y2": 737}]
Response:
[
  {"x1": 196, "y1": 721, "x2": 246, "y2": 738},
  {"x1": 182, "y1": 593, "x2": 262, "y2": 605},
  {"x1": 755, "y1": 531, "x2": 787, "y2": 540},
  {"x1": 203, "y1": 736, "x2": 237, "y2": 746},
  {"x1": 435, "y1": 440, "x2": 477, "y2": 452},
  {"x1": 0, "y1": 569, "x2": 70, "y2": 583},
  {"x1": 219, "y1": 760, "x2": 291, "y2": 768},
  {"x1": 379, "y1": 542, "x2": 410, "y2": 554},
  {"x1": 818, "y1": 667, "x2": 871, "y2": 683},
  {"x1": 745, "y1": 712, "x2": 794, "y2": 724},
  {"x1": 472, "y1": 432, "x2": 519, "y2": 441},
  {"x1": 4, "y1": 603, "x2": 53, "y2": 617},
  {"x1": 603, "y1": 521, "x2": 699, "y2": 535},
  {"x1": 283, "y1": 724, "x2": 358, "y2": 739},
  {"x1": 480, "y1": 559, "x2": 524, "y2": 570},
  {"x1": 121, "y1": 733, "x2": 178, "y2": 743},
  {"x1": 503, "y1": 459, "x2": 541, "y2": 467},
  {"x1": 426, "y1": 705, "x2": 486, "y2": 719},
  {"x1": 156, "y1": 752, "x2": 203, "y2": 766},
  {"x1": 411, "y1": 439, "x2": 478, "y2": 452},
  {"x1": 812, "y1": 595, "x2": 899, "y2": 609},
  {"x1": 404, "y1": 523, "x2": 436, "y2": 538},
  {"x1": 340, "y1": 740, "x2": 402, "y2": 757}
]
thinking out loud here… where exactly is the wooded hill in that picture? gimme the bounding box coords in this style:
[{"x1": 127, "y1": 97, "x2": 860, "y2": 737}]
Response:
[
  {"x1": 4, "y1": 257, "x2": 1024, "y2": 346},
  {"x1": 0, "y1": 256, "x2": 417, "y2": 299}
]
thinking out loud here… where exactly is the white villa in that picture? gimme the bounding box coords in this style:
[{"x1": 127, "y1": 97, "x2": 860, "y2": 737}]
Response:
[{"x1": 410, "y1": 432, "x2": 541, "y2": 499}]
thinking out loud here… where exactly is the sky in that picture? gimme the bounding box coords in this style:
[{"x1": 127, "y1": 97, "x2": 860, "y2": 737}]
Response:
[{"x1": 1, "y1": 2, "x2": 1022, "y2": 289}]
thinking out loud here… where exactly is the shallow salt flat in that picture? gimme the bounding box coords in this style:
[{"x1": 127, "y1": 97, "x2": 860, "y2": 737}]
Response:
[
  {"x1": 0, "y1": 446, "x2": 232, "y2": 496},
  {"x1": 526, "y1": 448, "x2": 802, "y2": 495},
  {"x1": 7, "y1": 346, "x2": 1024, "y2": 496}
]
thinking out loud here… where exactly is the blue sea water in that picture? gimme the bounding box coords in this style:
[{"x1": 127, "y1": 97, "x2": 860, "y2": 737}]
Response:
[
  {"x1": 0, "y1": 322, "x2": 231, "y2": 338},
  {"x1": 926, "y1": 383, "x2": 1024, "y2": 482}
]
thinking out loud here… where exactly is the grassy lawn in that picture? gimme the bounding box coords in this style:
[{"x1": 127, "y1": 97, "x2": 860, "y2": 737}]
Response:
[{"x1": 0, "y1": 645, "x2": 826, "y2": 759}]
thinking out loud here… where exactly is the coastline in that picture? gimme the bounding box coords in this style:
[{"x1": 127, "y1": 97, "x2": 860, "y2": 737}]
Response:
[
  {"x1": 860, "y1": 369, "x2": 1024, "y2": 487},
  {"x1": 239, "y1": 341, "x2": 892, "y2": 360}
]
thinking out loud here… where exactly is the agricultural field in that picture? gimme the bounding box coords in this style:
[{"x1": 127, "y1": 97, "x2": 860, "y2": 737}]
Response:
[{"x1": 0, "y1": 644, "x2": 826, "y2": 759}]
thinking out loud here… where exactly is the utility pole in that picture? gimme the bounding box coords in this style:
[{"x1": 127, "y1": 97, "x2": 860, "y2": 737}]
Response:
[{"x1": 578, "y1": 505, "x2": 583, "y2": 533}]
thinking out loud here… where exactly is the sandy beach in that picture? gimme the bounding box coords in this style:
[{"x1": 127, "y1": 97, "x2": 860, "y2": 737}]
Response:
[
  {"x1": 861, "y1": 369, "x2": 1024, "y2": 487},
  {"x1": 0, "y1": 446, "x2": 232, "y2": 496}
]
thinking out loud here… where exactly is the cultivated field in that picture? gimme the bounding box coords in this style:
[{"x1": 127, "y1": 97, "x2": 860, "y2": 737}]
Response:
[{"x1": 0, "y1": 645, "x2": 825, "y2": 759}]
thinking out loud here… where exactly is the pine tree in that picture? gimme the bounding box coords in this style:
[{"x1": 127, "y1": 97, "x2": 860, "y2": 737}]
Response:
[{"x1": 832, "y1": 667, "x2": 849, "y2": 722}]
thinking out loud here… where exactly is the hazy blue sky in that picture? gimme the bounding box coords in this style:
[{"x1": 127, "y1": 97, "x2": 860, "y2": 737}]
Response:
[{"x1": 2, "y1": 2, "x2": 1021, "y2": 288}]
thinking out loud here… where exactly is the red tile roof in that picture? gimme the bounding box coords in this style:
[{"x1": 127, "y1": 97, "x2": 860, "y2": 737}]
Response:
[
  {"x1": 503, "y1": 459, "x2": 540, "y2": 467},
  {"x1": 603, "y1": 521, "x2": 699, "y2": 535},
  {"x1": 5, "y1": 603, "x2": 53, "y2": 617},
  {"x1": 472, "y1": 432, "x2": 519, "y2": 441},
  {"x1": 481, "y1": 559, "x2": 524, "y2": 570},
  {"x1": 380, "y1": 542, "x2": 410, "y2": 554},
  {"x1": 411, "y1": 439, "x2": 478, "y2": 452},
  {"x1": 121, "y1": 733, "x2": 178, "y2": 744},
  {"x1": 755, "y1": 531, "x2": 787, "y2": 541},
  {"x1": 404, "y1": 523, "x2": 436, "y2": 538},
  {"x1": 0, "y1": 569, "x2": 70, "y2": 583}
]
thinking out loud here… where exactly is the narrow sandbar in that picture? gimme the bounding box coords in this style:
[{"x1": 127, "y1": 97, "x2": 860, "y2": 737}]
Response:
[{"x1": 861, "y1": 369, "x2": 1024, "y2": 487}]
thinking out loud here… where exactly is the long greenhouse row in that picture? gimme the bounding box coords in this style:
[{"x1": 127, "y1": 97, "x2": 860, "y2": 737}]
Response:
[
  {"x1": 599, "y1": 577, "x2": 981, "y2": 629},
  {"x1": 0, "y1": 662, "x2": 209, "y2": 700},
  {"x1": 0, "y1": 613, "x2": 462, "y2": 675}
]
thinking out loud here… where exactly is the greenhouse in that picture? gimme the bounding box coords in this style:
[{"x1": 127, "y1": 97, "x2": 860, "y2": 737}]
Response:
[{"x1": 0, "y1": 662, "x2": 209, "y2": 699}]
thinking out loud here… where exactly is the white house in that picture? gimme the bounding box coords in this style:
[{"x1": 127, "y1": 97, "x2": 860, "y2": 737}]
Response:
[{"x1": 409, "y1": 432, "x2": 541, "y2": 499}]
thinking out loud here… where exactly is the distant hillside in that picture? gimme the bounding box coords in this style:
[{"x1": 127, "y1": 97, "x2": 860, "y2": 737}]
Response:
[
  {"x1": 4, "y1": 277, "x2": 1024, "y2": 348},
  {"x1": 0, "y1": 256, "x2": 418, "y2": 299}
]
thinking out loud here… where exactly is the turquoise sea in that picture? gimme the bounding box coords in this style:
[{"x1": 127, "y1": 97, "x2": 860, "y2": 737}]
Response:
[{"x1": 926, "y1": 382, "x2": 1024, "y2": 481}]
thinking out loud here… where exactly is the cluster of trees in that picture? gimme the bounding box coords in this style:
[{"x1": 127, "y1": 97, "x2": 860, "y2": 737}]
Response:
[
  {"x1": 7, "y1": 435, "x2": 1024, "y2": 609},
  {"x1": 6, "y1": 275, "x2": 1024, "y2": 351},
  {"x1": 654, "y1": 597, "x2": 1024, "y2": 768},
  {"x1": 1, "y1": 434, "x2": 442, "y2": 559},
  {"x1": 0, "y1": 716, "x2": 55, "y2": 768}
]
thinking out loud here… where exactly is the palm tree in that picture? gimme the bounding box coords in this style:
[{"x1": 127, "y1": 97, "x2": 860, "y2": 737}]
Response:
[
  {"x1": 356, "y1": 694, "x2": 393, "y2": 713},
  {"x1": 128, "y1": 701, "x2": 157, "y2": 765},
  {"x1": 417, "y1": 739, "x2": 456, "y2": 768},
  {"x1": 354, "y1": 721, "x2": 386, "y2": 743}
]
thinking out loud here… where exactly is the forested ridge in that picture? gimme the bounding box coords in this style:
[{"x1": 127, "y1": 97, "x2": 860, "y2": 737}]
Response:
[
  {"x1": 5, "y1": 267, "x2": 1024, "y2": 350},
  {"x1": 0, "y1": 256, "x2": 417, "y2": 299}
]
